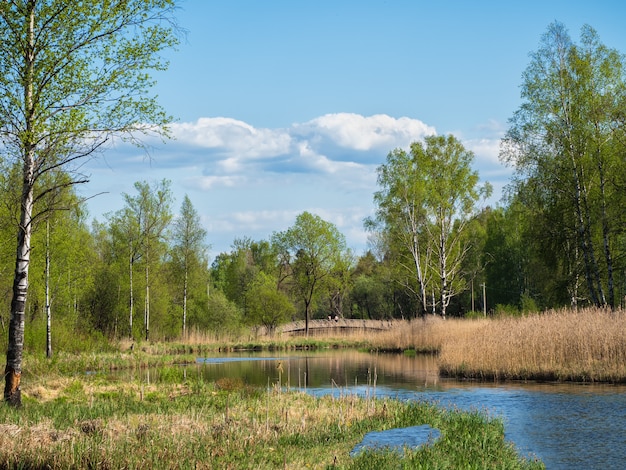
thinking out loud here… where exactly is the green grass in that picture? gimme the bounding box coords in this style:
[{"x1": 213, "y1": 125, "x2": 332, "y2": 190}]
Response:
[{"x1": 0, "y1": 369, "x2": 544, "y2": 469}]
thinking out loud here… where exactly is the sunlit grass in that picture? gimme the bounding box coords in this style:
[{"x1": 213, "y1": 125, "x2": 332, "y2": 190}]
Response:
[{"x1": 1, "y1": 374, "x2": 543, "y2": 469}]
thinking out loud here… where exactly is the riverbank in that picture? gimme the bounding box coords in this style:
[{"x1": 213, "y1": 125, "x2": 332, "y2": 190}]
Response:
[{"x1": 2, "y1": 370, "x2": 543, "y2": 469}]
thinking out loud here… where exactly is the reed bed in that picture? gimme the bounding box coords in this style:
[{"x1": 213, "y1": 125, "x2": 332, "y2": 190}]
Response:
[
  {"x1": 364, "y1": 316, "x2": 489, "y2": 353},
  {"x1": 438, "y1": 308, "x2": 626, "y2": 382},
  {"x1": 255, "y1": 307, "x2": 626, "y2": 383}
]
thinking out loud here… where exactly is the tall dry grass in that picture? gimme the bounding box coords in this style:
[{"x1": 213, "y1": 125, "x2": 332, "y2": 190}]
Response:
[
  {"x1": 365, "y1": 316, "x2": 489, "y2": 353},
  {"x1": 437, "y1": 308, "x2": 626, "y2": 382},
  {"x1": 334, "y1": 308, "x2": 626, "y2": 382}
]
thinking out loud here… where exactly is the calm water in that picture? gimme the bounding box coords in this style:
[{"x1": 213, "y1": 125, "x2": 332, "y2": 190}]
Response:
[{"x1": 119, "y1": 350, "x2": 626, "y2": 469}]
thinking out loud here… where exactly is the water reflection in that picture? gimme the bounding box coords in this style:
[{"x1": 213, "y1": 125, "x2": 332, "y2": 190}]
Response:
[
  {"x1": 350, "y1": 424, "x2": 441, "y2": 457},
  {"x1": 109, "y1": 350, "x2": 626, "y2": 469},
  {"x1": 192, "y1": 350, "x2": 441, "y2": 391}
]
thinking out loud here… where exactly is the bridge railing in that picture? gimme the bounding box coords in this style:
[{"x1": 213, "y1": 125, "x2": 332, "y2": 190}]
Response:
[{"x1": 275, "y1": 318, "x2": 396, "y2": 335}]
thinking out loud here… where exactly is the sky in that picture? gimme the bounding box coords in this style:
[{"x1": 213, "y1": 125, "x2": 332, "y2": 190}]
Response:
[{"x1": 79, "y1": 0, "x2": 626, "y2": 261}]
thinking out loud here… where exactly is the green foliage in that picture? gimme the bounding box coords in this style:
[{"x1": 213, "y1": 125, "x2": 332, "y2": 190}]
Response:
[
  {"x1": 24, "y1": 315, "x2": 112, "y2": 355},
  {"x1": 520, "y1": 293, "x2": 539, "y2": 314},
  {"x1": 368, "y1": 135, "x2": 490, "y2": 318},
  {"x1": 464, "y1": 310, "x2": 485, "y2": 319},
  {"x1": 170, "y1": 194, "x2": 209, "y2": 337},
  {"x1": 83, "y1": 265, "x2": 123, "y2": 337},
  {"x1": 481, "y1": 205, "x2": 526, "y2": 308},
  {"x1": 210, "y1": 237, "x2": 280, "y2": 325},
  {"x1": 494, "y1": 304, "x2": 523, "y2": 318},
  {"x1": 501, "y1": 21, "x2": 626, "y2": 309},
  {"x1": 202, "y1": 288, "x2": 242, "y2": 336},
  {"x1": 273, "y1": 212, "x2": 349, "y2": 330},
  {"x1": 245, "y1": 271, "x2": 294, "y2": 332}
]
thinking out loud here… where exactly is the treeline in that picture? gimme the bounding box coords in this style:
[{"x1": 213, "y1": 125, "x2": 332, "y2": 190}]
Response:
[{"x1": 2, "y1": 21, "x2": 626, "y2": 350}]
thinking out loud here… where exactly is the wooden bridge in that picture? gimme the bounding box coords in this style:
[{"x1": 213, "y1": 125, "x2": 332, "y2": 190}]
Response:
[{"x1": 277, "y1": 318, "x2": 396, "y2": 335}]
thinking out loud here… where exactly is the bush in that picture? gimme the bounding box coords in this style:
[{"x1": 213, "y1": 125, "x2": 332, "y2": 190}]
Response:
[
  {"x1": 494, "y1": 304, "x2": 521, "y2": 317},
  {"x1": 24, "y1": 316, "x2": 112, "y2": 355},
  {"x1": 520, "y1": 293, "x2": 539, "y2": 314},
  {"x1": 464, "y1": 310, "x2": 485, "y2": 319}
]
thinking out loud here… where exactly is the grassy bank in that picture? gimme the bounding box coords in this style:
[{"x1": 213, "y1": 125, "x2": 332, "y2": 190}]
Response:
[{"x1": 1, "y1": 372, "x2": 542, "y2": 469}]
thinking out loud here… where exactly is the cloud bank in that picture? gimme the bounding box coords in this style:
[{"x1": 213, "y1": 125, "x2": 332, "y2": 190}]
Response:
[{"x1": 85, "y1": 113, "x2": 508, "y2": 258}]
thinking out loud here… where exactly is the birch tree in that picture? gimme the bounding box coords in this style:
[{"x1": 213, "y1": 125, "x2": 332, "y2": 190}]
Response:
[
  {"x1": 171, "y1": 195, "x2": 207, "y2": 339},
  {"x1": 366, "y1": 147, "x2": 431, "y2": 315},
  {"x1": 419, "y1": 135, "x2": 491, "y2": 318},
  {"x1": 0, "y1": 0, "x2": 179, "y2": 406},
  {"x1": 501, "y1": 22, "x2": 626, "y2": 308},
  {"x1": 368, "y1": 135, "x2": 490, "y2": 317},
  {"x1": 108, "y1": 205, "x2": 142, "y2": 340},
  {"x1": 123, "y1": 180, "x2": 172, "y2": 341}
]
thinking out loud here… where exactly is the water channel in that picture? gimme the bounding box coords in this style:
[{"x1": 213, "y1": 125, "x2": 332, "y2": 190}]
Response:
[{"x1": 118, "y1": 350, "x2": 626, "y2": 469}]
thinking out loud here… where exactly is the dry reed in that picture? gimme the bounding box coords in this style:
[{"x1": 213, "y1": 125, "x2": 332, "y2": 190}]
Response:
[
  {"x1": 437, "y1": 307, "x2": 626, "y2": 382},
  {"x1": 364, "y1": 316, "x2": 488, "y2": 354}
]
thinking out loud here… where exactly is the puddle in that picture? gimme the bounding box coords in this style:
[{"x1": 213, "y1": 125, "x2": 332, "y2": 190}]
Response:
[{"x1": 350, "y1": 424, "x2": 440, "y2": 456}]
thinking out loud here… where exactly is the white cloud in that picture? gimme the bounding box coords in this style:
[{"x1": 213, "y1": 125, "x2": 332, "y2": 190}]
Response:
[
  {"x1": 171, "y1": 117, "x2": 292, "y2": 159},
  {"x1": 202, "y1": 209, "x2": 300, "y2": 244},
  {"x1": 295, "y1": 113, "x2": 436, "y2": 150},
  {"x1": 189, "y1": 174, "x2": 245, "y2": 190},
  {"x1": 84, "y1": 112, "x2": 510, "y2": 258},
  {"x1": 465, "y1": 137, "x2": 502, "y2": 166},
  {"x1": 159, "y1": 113, "x2": 438, "y2": 173}
]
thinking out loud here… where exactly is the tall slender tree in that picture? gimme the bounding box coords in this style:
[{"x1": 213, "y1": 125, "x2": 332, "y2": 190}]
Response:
[
  {"x1": 108, "y1": 205, "x2": 142, "y2": 340},
  {"x1": 125, "y1": 180, "x2": 173, "y2": 341},
  {"x1": 171, "y1": 195, "x2": 208, "y2": 339},
  {"x1": 366, "y1": 147, "x2": 431, "y2": 315},
  {"x1": 0, "y1": 0, "x2": 179, "y2": 406}
]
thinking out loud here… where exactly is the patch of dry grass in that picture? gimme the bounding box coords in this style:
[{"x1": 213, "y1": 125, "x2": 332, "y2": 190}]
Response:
[
  {"x1": 290, "y1": 308, "x2": 626, "y2": 383},
  {"x1": 0, "y1": 379, "x2": 404, "y2": 469}
]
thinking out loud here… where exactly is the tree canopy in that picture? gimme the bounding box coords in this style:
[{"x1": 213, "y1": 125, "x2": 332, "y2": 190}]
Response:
[
  {"x1": 272, "y1": 212, "x2": 349, "y2": 335},
  {"x1": 501, "y1": 21, "x2": 626, "y2": 309},
  {"x1": 367, "y1": 135, "x2": 491, "y2": 317}
]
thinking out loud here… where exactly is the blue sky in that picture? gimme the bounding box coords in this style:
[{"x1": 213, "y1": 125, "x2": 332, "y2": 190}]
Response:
[{"x1": 81, "y1": 0, "x2": 626, "y2": 260}]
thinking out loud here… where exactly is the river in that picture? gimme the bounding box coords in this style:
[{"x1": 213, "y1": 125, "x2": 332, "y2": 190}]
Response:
[{"x1": 127, "y1": 350, "x2": 626, "y2": 469}]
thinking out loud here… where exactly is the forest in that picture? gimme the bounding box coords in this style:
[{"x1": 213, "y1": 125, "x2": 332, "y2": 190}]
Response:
[{"x1": 2, "y1": 20, "x2": 626, "y2": 351}]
